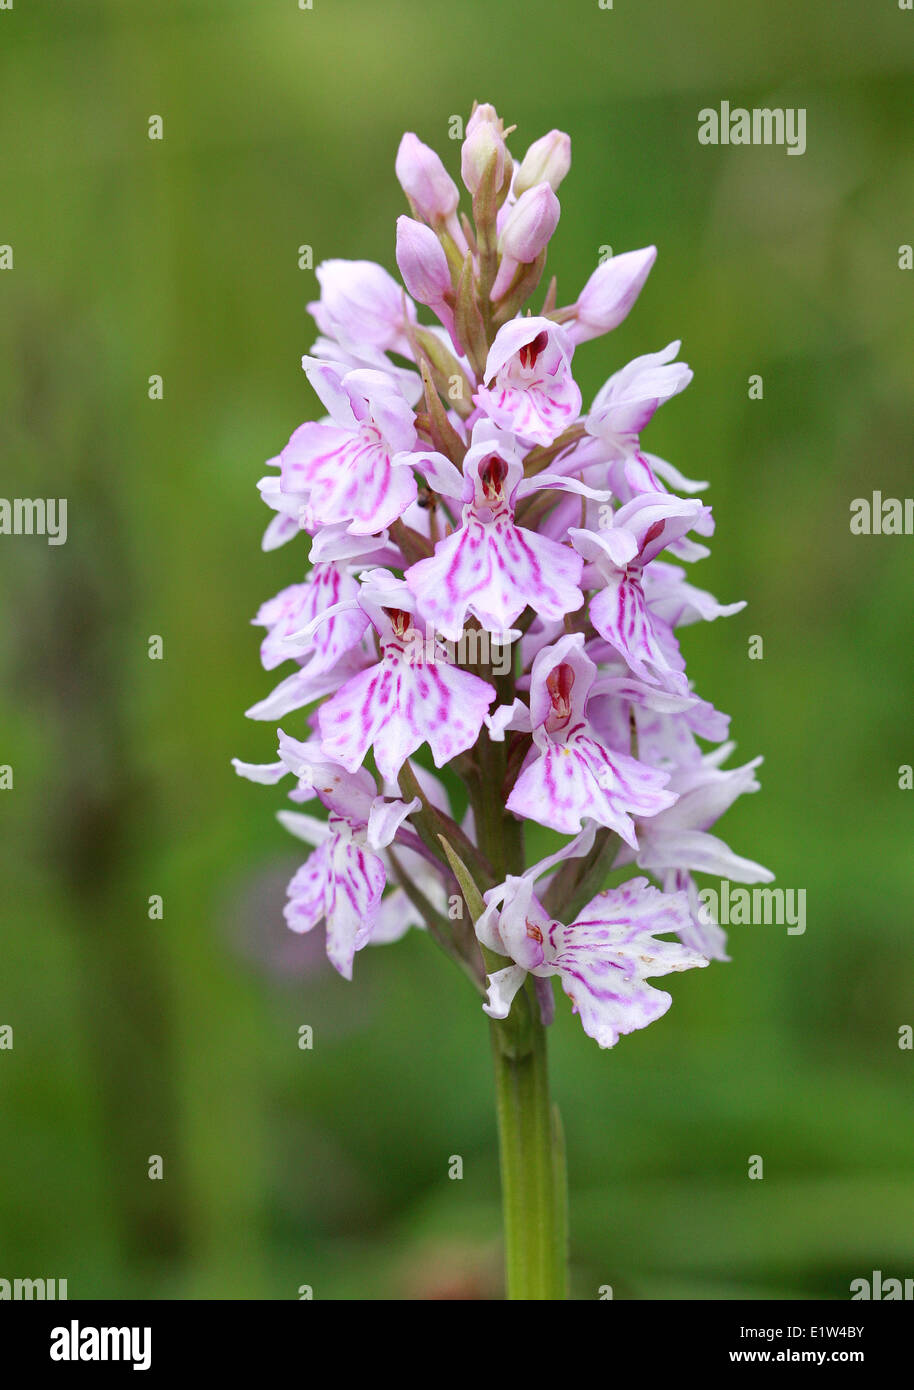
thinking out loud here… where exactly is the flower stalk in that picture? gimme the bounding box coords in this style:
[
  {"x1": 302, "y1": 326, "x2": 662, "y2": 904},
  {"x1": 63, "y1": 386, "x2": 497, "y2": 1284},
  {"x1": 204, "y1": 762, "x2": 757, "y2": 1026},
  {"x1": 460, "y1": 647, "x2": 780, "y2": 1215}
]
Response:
[{"x1": 490, "y1": 990, "x2": 567, "y2": 1300}]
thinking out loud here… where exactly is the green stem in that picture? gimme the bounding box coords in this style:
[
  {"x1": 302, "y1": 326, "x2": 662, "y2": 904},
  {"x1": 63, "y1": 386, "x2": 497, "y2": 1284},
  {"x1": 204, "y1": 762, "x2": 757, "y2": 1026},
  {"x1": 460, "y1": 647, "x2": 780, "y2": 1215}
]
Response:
[
  {"x1": 465, "y1": 643, "x2": 568, "y2": 1300},
  {"x1": 489, "y1": 982, "x2": 567, "y2": 1300}
]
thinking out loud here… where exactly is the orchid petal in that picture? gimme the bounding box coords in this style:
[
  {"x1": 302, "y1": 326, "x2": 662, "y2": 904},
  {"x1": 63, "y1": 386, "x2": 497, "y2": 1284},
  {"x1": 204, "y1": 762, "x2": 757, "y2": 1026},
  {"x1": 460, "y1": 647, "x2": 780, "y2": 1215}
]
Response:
[
  {"x1": 365, "y1": 795, "x2": 422, "y2": 851},
  {"x1": 318, "y1": 646, "x2": 495, "y2": 783},
  {"x1": 276, "y1": 809, "x2": 334, "y2": 847},
  {"x1": 483, "y1": 965, "x2": 529, "y2": 1020},
  {"x1": 406, "y1": 519, "x2": 583, "y2": 640},
  {"x1": 245, "y1": 652, "x2": 367, "y2": 721},
  {"x1": 231, "y1": 758, "x2": 287, "y2": 784}
]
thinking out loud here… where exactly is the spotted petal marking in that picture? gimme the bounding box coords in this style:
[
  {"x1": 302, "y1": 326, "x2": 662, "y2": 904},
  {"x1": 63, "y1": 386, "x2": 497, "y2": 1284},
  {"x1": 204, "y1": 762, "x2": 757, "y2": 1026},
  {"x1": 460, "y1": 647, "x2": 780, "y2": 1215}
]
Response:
[
  {"x1": 481, "y1": 875, "x2": 707, "y2": 1048},
  {"x1": 255, "y1": 564, "x2": 369, "y2": 673},
  {"x1": 406, "y1": 516, "x2": 583, "y2": 640},
  {"x1": 505, "y1": 633, "x2": 677, "y2": 841},
  {"x1": 285, "y1": 829, "x2": 387, "y2": 980},
  {"x1": 506, "y1": 736, "x2": 675, "y2": 845},
  {"x1": 280, "y1": 421, "x2": 417, "y2": 535},
  {"x1": 542, "y1": 879, "x2": 705, "y2": 1047},
  {"x1": 589, "y1": 569, "x2": 686, "y2": 691},
  {"x1": 318, "y1": 636, "x2": 495, "y2": 784}
]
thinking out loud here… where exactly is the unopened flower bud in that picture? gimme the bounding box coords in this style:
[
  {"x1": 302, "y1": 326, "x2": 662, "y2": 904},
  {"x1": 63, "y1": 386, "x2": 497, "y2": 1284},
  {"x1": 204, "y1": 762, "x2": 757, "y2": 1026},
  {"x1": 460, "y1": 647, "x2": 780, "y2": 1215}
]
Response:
[
  {"x1": 499, "y1": 183, "x2": 560, "y2": 263},
  {"x1": 395, "y1": 133, "x2": 460, "y2": 225},
  {"x1": 461, "y1": 119, "x2": 507, "y2": 197},
  {"x1": 466, "y1": 103, "x2": 502, "y2": 135},
  {"x1": 514, "y1": 130, "x2": 572, "y2": 196},
  {"x1": 396, "y1": 217, "x2": 452, "y2": 306},
  {"x1": 568, "y1": 246, "x2": 657, "y2": 344}
]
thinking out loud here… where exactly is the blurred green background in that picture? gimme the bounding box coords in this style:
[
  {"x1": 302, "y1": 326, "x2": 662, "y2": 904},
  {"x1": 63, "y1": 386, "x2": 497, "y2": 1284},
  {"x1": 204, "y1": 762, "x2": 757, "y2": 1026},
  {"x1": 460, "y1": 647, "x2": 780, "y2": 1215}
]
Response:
[{"x1": 1, "y1": 0, "x2": 912, "y2": 1300}]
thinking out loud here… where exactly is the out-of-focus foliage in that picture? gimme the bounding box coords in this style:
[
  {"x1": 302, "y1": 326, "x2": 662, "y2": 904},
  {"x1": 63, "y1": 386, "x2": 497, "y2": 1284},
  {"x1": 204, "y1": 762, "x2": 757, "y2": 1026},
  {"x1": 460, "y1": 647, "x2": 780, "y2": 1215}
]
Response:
[{"x1": 1, "y1": 0, "x2": 912, "y2": 1299}]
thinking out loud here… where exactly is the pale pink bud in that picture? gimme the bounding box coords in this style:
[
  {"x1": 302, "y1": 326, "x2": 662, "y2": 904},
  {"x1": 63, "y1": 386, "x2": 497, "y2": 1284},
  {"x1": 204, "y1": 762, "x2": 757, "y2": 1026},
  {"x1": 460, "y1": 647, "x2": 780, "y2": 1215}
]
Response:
[
  {"x1": 308, "y1": 259, "x2": 414, "y2": 352},
  {"x1": 569, "y1": 246, "x2": 657, "y2": 344},
  {"x1": 466, "y1": 103, "x2": 502, "y2": 135},
  {"x1": 514, "y1": 130, "x2": 572, "y2": 196},
  {"x1": 461, "y1": 120, "x2": 507, "y2": 196},
  {"x1": 498, "y1": 183, "x2": 560, "y2": 263},
  {"x1": 395, "y1": 133, "x2": 460, "y2": 225},
  {"x1": 396, "y1": 216, "x2": 452, "y2": 306}
]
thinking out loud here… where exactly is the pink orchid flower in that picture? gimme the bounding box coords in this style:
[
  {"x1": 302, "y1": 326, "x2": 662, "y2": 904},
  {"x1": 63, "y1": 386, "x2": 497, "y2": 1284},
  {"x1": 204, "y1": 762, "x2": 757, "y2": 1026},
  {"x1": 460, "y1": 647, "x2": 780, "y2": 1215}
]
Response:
[
  {"x1": 498, "y1": 632, "x2": 677, "y2": 843},
  {"x1": 279, "y1": 361, "x2": 421, "y2": 535},
  {"x1": 474, "y1": 317, "x2": 582, "y2": 447},
  {"x1": 233, "y1": 735, "x2": 421, "y2": 978},
  {"x1": 570, "y1": 493, "x2": 707, "y2": 691},
  {"x1": 476, "y1": 830, "x2": 708, "y2": 1048},
  {"x1": 314, "y1": 570, "x2": 497, "y2": 782},
  {"x1": 405, "y1": 421, "x2": 605, "y2": 640}
]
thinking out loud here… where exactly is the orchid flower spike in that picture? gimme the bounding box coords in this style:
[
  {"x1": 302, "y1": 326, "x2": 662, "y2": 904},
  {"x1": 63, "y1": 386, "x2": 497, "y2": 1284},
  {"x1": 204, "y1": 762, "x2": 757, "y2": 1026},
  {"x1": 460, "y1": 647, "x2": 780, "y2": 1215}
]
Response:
[{"x1": 235, "y1": 101, "x2": 769, "y2": 1301}]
